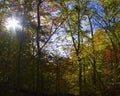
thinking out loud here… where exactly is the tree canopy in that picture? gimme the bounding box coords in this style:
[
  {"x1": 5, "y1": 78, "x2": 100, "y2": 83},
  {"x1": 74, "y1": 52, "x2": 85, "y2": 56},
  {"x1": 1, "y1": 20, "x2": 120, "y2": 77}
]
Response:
[{"x1": 0, "y1": 0, "x2": 120, "y2": 96}]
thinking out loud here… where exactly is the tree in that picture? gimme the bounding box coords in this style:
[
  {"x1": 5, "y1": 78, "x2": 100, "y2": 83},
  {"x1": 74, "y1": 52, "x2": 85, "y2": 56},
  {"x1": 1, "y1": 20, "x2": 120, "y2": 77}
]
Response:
[
  {"x1": 0, "y1": 0, "x2": 120, "y2": 96},
  {"x1": 62, "y1": 0, "x2": 89, "y2": 95}
]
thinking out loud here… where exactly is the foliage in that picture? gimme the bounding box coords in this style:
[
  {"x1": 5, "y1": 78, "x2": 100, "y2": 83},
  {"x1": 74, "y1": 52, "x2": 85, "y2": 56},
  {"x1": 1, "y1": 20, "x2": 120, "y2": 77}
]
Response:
[{"x1": 0, "y1": 0, "x2": 120, "y2": 96}]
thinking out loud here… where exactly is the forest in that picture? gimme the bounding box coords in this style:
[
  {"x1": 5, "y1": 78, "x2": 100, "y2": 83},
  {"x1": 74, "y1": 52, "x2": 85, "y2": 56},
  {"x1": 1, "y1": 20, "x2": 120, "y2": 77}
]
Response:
[{"x1": 0, "y1": 0, "x2": 120, "y2": 96}]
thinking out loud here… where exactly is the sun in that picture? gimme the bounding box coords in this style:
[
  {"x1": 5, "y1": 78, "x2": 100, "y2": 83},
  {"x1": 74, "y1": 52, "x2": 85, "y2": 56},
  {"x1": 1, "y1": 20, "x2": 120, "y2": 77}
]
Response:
[{"x1": 6, "y1": 17, "x2": 21, "y2": 31}]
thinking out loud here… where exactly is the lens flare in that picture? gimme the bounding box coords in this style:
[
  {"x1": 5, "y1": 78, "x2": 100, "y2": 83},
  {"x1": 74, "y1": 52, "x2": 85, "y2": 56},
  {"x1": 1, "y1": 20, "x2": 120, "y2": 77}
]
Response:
[{"x1": 6, "y1": 17, "x2": 21, "y2": 31}]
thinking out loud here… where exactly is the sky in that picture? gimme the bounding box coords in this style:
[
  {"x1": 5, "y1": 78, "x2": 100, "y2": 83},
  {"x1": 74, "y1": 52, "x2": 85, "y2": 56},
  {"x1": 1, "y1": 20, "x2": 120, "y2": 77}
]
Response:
[{"x1": 45, "y1": 28, "x2": 73, "y2": 57}]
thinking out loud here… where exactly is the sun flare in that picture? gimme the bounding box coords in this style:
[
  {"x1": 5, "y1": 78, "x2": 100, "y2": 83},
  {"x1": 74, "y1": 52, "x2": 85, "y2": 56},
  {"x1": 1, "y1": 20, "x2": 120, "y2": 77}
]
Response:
[{"x1": 6, "y1": 17, "x2": 21, "y2": 31}]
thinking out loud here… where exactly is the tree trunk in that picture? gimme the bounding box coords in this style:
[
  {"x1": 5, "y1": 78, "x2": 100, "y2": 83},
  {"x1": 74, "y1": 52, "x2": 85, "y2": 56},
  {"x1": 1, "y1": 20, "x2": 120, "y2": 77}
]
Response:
[
  {"x1": 78, "y1": 57, "x2": 82, "y2": 96},
  {"x1": 16, "y1": 31, "x2": 24, "y2": 96},
  {"x1": 88, "y1": 16, "x2": 97, "y2": 86},
  {"x1": 56, "y1": 58, "x2": 60, "y2": 96},
  {"x1": 36, "y1": 0, "x2": 43, "y2": 96}
]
